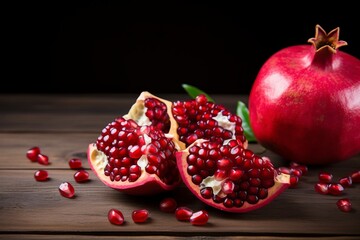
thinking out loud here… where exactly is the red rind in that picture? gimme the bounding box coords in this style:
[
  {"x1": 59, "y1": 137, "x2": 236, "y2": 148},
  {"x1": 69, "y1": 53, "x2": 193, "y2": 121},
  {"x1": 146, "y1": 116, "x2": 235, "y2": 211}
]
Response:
[{"x1": 87, "y1": 143, "x2": 180, "y2": 195}]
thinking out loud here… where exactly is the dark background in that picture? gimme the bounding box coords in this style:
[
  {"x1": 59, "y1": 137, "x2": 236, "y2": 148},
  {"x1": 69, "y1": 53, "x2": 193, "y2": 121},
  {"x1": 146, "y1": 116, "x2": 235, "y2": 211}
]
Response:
[{"x1": 4, "y1": 1, "x2": 360, "y2": 95}]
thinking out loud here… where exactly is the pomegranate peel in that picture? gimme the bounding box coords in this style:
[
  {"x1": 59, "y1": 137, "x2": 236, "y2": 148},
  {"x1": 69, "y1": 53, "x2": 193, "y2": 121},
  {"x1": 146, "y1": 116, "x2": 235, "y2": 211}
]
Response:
[{"x1": 176, "y1": 139, "x2": 290, "y2": 213}]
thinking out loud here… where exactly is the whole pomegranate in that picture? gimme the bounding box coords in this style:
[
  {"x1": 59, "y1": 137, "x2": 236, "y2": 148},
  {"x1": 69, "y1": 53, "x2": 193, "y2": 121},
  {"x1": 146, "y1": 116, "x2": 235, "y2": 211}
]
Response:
[{"x1": 249, "y1": 24, "x2": 360, "y2": 165}]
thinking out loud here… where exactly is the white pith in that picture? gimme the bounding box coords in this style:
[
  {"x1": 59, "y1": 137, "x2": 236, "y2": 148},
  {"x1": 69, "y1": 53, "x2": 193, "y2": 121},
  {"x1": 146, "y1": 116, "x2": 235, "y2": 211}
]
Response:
[
  {"x1": 200, "y1": 176, "x2": 226, "y2": 196},
  {"x1": 213, "y1": 111, "x2": 235, "y2": 138},
  {"x1": 91, "y1": 147, "x2": 108, "y2": 171}
]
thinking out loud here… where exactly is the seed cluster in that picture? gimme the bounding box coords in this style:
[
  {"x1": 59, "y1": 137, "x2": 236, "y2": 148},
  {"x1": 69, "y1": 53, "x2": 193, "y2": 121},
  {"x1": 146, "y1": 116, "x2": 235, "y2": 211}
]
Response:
[
  {"x1": 186, "y1": 139, "x2": 276, "y2": 209},
  {"x1": 96, "y1": 117, "x2": 179, "y2": 185}
]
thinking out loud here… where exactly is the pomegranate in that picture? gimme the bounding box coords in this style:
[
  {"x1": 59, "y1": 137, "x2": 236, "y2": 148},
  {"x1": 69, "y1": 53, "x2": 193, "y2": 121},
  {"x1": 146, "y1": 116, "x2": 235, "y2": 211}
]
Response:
[
  {"x1": 249, "y1": 24, "x2": 360, "y2": 165},
  {"x1": 176, "y1": 139, "x2": 290, "y2": 213},
  {"x1": 88, "y1": 118, "x2": 181, "y2": 195}
]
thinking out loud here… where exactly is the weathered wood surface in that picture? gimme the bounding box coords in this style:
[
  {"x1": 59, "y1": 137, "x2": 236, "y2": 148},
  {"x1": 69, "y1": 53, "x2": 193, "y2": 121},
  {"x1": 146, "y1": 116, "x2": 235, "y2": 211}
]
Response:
[{"x1": 0, "y1": 94, "x2": 359, "y2": 239}]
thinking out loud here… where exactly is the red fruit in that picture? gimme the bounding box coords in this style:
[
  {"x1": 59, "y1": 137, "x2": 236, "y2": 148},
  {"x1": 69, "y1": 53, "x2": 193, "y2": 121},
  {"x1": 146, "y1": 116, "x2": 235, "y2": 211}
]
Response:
[
  {"x1": 314, "y1": 182, "x2": 329, "y2": 195},
  {"x1": 132, "y1": 209, "x2": 149, "y2": 223},
  {"x1": 328, "y1": 183, "x2": 344, "y2": 196},
  {"x1": 74, "y1": 170, "x2": 90, "y2": 183},
  {"x1": 34, "y1": 170, "x2": 49, "y2": 181},
  {"x1": 159, "y1": 197, "x2": 178, "y2": 213},
  {"x1": 37, "y1": 154, "x2": 49, "y2": 165},
  {"x1": 249, "y1": 24, "x2": 360, "y2": 165},
  {"x1": 108, "y1": 209, "x2": 125, "y2": 225},
  {"x1": 58, "y1": 182, "x2": 75, "y2": 198},
  {"x1": 69, "y1": 158, "x2": 82, "y2": 169},
  {"x1": 175, "y1": 207, "x2": 193, "y2": 221},
  {"x1": 26, "y1": 146, "x2": 40, "y2": 162},
  {"x1": 189, "y1": 210, "x2": 209, "y2": 226},
  {"x1": 176, "y1": 139, "x2": 290, "y2": 213},
  {"x1": 336, "y1": 198, "x2": 352, "y2": 212},
  {"x1": 339, "y1": 176, "x2": 352, "y2": 188}
]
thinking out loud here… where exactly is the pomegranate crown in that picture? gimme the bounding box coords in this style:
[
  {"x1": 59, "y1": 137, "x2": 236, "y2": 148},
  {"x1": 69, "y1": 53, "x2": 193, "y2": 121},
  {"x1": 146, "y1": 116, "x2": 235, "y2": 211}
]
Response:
[{"x1": 308, "y1": 24, "x2": 347, "y2": 53}]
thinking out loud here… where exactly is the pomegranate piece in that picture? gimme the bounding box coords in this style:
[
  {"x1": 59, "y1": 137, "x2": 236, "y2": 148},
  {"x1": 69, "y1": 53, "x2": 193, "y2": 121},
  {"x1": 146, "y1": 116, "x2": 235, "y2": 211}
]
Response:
[
  {"x1": 58, "y1": 182, "x2": 75, "y2": 198},
  {"x1": 350, "y1": 170, "x2": 360, "y2": 183},
  {"x1": 339, "y1": 176, "x2": 352, "y2": 188},
  {"x1": 314, "y1": 183, "x2": 329, "y2": 195},
  {"x1": 176, "y1": 139, "x2": 290, "y2": 213},
  {"x1": 26, "y1": 146, "x2": 41, "y2": 162},
  {"x1": 74, "y1": 170, "x2": 90, "y2": 183},
  {"x1": 249, "y1": 24, "x2": 360, "y2": 165},
  {"x1": 336, "y1": 198, "x2": 352, "y2": 212},
  {"x1": 34, "y1": 170, "x2": 49, "y2": 181},
  {"x1": 175, "y1": 207, "x2": 193, "y2": 221},
  {"x1": 189, "y1": 210, "x2": 209, "y2": 226},
  {"x1": 328, "y1": 183, "x2": 344, "y2": 196},
  {"x1": 318, "y1": 172, "x2": 333, "y2": 183},
  {"x1": 37, "y1": 154, "x2": 49, "y2": 165},
  {"x1": 108, "y1": 208, "x2": 125, "y2": 225},
  {"x1": 132, "y1": 209, "x2": 149, "y2": 223},
  {"x1": 88, "y1": 117, "x2": 181, "y2": 195},
  {"x1": 159, "y1": 197, "x2": 178, "y2": 213},
  {"x1": 68, "y1": 158, "x2": 82, "y2": 169}
]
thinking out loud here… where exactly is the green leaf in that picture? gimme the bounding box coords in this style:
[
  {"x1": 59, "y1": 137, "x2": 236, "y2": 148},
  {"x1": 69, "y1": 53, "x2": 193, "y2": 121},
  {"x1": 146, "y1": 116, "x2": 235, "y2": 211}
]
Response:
[
  {"x1": 236, "y1": 101, "x2": 257, "y2": 142},
  {"x1": 182, "y1": 84, "x2": 215, "y2": 103}
]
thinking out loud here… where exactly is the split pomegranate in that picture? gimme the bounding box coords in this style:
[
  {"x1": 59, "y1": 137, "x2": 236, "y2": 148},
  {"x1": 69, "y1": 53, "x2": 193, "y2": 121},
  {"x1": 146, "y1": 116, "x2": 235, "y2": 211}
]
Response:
[
  {"x1": 176, "y1": 139, "x2": 290, "y2": 213},
  {"x1": 88, "y1": 118, "x2": 181, "y2": 195},
  {"x1": 249, "y1": 24, "x2": 360, "y2": 165},
  {"x1": 108, "y1": 208, "x2": 125, "y2": 225}
]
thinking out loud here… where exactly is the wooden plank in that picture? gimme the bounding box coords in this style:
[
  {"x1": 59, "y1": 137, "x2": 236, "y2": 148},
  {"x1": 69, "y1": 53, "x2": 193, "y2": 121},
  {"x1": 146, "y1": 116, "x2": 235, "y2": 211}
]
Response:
[
  {"x1": 0, "y1": 94, "x2": 245, "y2": 133},
  {"x1": 0, "y1": 133, "x2": 359, "y2": 236}
]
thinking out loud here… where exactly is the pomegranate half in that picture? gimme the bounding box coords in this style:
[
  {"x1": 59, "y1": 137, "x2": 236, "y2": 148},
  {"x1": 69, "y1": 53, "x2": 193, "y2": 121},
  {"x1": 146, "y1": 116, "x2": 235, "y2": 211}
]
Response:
[
  {"x1": 249, "y1": 24, "x2": 360, "y2": 165},
  {"x1": 176, "y1": 139, "x2": 290, "y2": 213}
]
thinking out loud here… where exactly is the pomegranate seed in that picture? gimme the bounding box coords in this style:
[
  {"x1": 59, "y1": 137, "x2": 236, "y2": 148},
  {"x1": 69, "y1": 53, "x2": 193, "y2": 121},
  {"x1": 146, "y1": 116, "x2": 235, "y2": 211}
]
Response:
[
  {"x1": 58, "y1": 182, "x2": 75, "y2": 198},
  {"x1": 289, "y1": 175, "x2": 299, "y2": 188},
  {"x1": 74, "y1": 170, "x2": 90, "y2": 183},
  {"x1": 314, "y1": 182, "x2": 329, "y2": 194},
  {"x1": 336, "y1": 198, "x2": 352, "y2": 212},
  {"x1": 328, "y1": 183, "x2": 344, "y2": 196},
  {"x1": 34, "y1": 170, "x2": 48, "y2": 181},
  {"x1": 68, "y1": 158, "x2": 82, "y2": 169},
  {"x1": 37, "y1": 154, "x2": 49, "y2": 165},
  {"x1": 289, "y1": 162, "x2": 308, "y2": 175},
  {"x1": 318, "y1": 172, "x2": 332, "y2": 183},
  {"x1": 350, "y1": 170, "x2": 360, "y2": 183},
  {"x1": 108, "y1": 208, "x2": 125, "y2": 225},
  {"x1": 26, "y1": 146, "x2": 40, "y2": 162},
  {"x1": 190, "y1": 210, "x2": 209, "y2": 226},
  {"x1": 159, "y1": 197, "x2": 177, "y2": 213},
  {"x1": 339, "y1": 176, "x2": 352, "y2": 187},
  {"x1": 132, "y1": 209, "x2": 149, "y2": 223},
  {"x1": 175, "y1": 207, "x2": 193, "y2": 221}
]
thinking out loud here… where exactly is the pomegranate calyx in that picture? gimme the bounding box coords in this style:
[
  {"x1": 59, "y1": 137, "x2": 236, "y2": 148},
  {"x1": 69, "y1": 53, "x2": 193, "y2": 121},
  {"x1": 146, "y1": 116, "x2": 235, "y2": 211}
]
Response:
[{"x1": 308, "y1": 24, "x2": 347, "y2": 53}]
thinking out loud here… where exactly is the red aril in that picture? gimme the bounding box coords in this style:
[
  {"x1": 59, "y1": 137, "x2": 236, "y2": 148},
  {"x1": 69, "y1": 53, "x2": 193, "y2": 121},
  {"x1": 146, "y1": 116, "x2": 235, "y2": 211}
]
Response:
[
  {"x1": 69, "y1": 158, "x2": 82, "y2": 169},
  {"x1": 249, "y1": 24, "x2": 360, "y2": 165},
  {"x1": 34, "y1": 170, "x2": 49, "y2": 181},
  {"x1": 336, "y1": 198, "x2": 352, "y2": 212},
  {"x1": 27, "y1": 146, "x2": 40, "y2": 162},
  {"x1": 132, "y1": 209, "x2": 149, "y2": 223},
  {"x1": 74, "y1": 170, "x2": 90, "y2": 183},
  {"x1": 189, "y1": 210, "x2": 209, "y2": 226},
  {"x1": 58, "y1": 182, "x2": 75, "y2": 198},
  {"x1": 159, "y1": 197, "x2": 177, "y2": 213},
  {"x1": 314, "y1": 182, "x2": 329, "y2": 195},
  {"x1": 37, "y1": 154, "x2": 49, "y2": 165},
  {"x1": 339, "y1": 176, "x2": 352, "y2": 188},
  {"x1": 350, "y1": 170, "x2": 360, "y2": 183},
  {"x1": 318, "y1": 172, "x2": 333, "y2": 183},
  {"x1": 175, "y1": 207, "x2": 193, "y2": 221},
  {"x1": 328, "y1": 183, "x2": 344, "y2": 196},
  {"x1": 108, "y1": 208, "x2": 125, "y2": 225}
]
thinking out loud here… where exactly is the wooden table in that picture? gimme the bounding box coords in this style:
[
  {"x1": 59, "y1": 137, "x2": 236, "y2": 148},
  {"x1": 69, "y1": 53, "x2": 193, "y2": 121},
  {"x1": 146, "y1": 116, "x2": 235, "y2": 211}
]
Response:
[{"x1": 1, "y1": 93, "x2": 359, "y2": 240}]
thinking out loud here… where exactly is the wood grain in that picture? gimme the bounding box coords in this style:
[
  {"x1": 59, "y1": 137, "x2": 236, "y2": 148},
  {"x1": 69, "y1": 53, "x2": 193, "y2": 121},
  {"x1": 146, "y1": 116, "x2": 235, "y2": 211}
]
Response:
[{"x1": 0, "y1": 94, "x2": 359, "y2": 239}]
